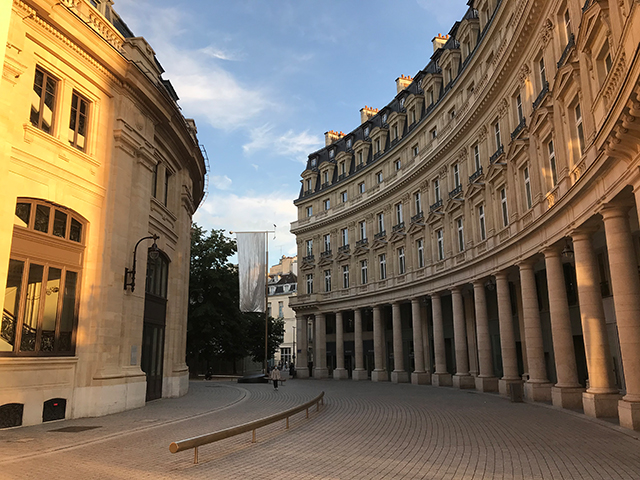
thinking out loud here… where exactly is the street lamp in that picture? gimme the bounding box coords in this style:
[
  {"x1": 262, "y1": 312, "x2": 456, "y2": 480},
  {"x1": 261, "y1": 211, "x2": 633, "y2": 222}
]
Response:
[
  {"x1": 124, "y1": 234, "x2": 160, "y2": 292},
  {"x1": 292, "y1": 325, "x2": 296, "y2": 369}
]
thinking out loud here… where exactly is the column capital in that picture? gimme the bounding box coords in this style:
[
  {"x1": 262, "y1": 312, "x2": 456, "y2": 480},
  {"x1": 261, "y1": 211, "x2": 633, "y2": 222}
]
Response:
[
  {"x1": 517, "y1": 258, "x2": 536, "y2": 270},
  {"x1": 569, "y1": 226, "x2": 599, "y2": 241},
  {"x1": 450, "y1": 286, "x2": 463, "y2": 294},
  {"x1": 429, "y1": 291, "x2": 442, "y2": 299},
  {"x1": 542, "y1": 244, "x2": 563, "y2": 258},
  {"x1": 493, "y1": 270, "x2": 509, "y2": 281},
  {"x1": 599, "y1": 203, "x2": 632, "y2": 221},
  {"x1": 410, "y1": 297, "x2": 422, "y2": 305}
]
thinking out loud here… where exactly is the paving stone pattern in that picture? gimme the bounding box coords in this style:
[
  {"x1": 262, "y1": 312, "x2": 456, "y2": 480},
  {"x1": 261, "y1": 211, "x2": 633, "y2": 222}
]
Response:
[{"x1": 1, "y1": 379, "x2": 640, "y2": 479}]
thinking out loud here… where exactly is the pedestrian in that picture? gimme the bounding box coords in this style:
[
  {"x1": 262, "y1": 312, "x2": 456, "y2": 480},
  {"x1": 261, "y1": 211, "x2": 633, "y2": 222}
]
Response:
[
  {"x1": 270, "y1": 366, "x2": 281, "y2": 390},
  {"x1": 289, "y1": 362, "x2": 295, "y2": 378}
]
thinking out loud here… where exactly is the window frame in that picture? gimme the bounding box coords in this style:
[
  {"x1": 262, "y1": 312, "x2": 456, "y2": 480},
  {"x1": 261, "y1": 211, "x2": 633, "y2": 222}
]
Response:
[
  {"x1": 68, "y1": 91, "x2": 90, "y2": 152},
  {"x1": 398, "y1": 247, "x2": 406, "y2": 275},
  {"x1": 417, "y1": 239, "x2": 425, "y2": 268},
  {"x1": 436, "y1": 229, "x2": 444, "y2": 261},
  {"x1": 457, "y1": 217, "x2": 465, "y2": 252},
  {"x1": 379, "y1": 254, "x2": 387, "y2": 280},
  {"x1": 30, "y1": 67, "x2": 59, "y2": 135}
]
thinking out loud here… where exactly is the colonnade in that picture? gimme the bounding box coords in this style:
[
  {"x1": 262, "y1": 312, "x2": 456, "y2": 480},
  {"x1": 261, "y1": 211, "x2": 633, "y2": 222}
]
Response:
[{"x1": 294, "y1": 203, "x2": 640, "y2": 431}]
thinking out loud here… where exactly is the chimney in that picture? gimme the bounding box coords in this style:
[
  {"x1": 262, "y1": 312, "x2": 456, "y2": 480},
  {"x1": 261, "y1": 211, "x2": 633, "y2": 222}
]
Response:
[
  {"x1": 359, "y1": 105, "x2": 379, "y2": 124},
  {"x1": 324, "y1": 130, "x2": 345, "y2": 146},
  {"x1": 396, "y1": 74, "x2": 414, "y2": 94},
  {"x1": 432, "y1": 33, "x2": 449, "y2": 53}
]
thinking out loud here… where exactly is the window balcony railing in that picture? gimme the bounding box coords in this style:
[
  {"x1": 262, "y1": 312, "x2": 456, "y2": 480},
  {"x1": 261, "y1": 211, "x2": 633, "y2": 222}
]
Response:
[
  {"x1": 321, "y1": 182, "x2": 329, "y2": 190},
  {"x1": 356, "y1": 238, "x2": 369, "y2": 247},
  {"x1": 469, "y1": 166, "x2": 483, "y2": 183},
  {"x1": 390, "y1": 137, "x2": 400, "y2": 147},
  {"x1": 338, "y1": 244, "x2": 350, "y2": 254},
  {"x1": 511, "y1": 117, "x2": 526, "y2": 140},
  {"x1": 338, "y1": 173, "x2": 346, "y2": 181},
  {"x1": 582, "y1": 0, "x2": 593, "y2": 13},
  {"x1": 490, "y1": 145, "x2": 505, "y2": 164},
  {"x1": 320, "y1": 250, "x2": 332, "y2": 259},
  {"x1": 532, "y1": 81, "x2": 549, "y2": 111},
  {"x1": 356, "y1": 163, "x2": 365, "y2": 171},
  {"x1": 392, "y1": 222, "x2": 405, "y2": 233},
  {"x1": 426, "y1": 103, "x2": 435, "y2": 115},
  {"x1": 304, "y1": 189, "x2": 313, "y2": 197},
  {"x1": 430, "y1": 199, "x2": 443, "y2": 212},
  {"x1": 373, "y1": 151, "x2": 383, "y2": 160},
  {"x1": 557, "y1": 33, "x2": 575, "y2": 70},
  {"x1": 303, "y1": 255, "x2": 315, "y2": 263},
  {"x1": 411, "y1": 211, "x2": 424, "y2": 223},
  {"x1": 374, "y1": 231, "x2": 386, "y2": 240},
  {"x1": 449, "y1": 185, "x2": 463, "y2": 199}
]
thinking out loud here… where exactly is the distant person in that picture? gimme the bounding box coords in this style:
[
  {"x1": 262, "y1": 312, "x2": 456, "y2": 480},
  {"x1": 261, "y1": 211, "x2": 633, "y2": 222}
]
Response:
[
  {"x1": 270, "y1": 366, "x2": 281, "y2": 390},
  {"x1": 289, "y1": 363, "x2": 295, "y2": 378},
  {"x1": 308, "y1": 361, "x2": 313, "y2": 377}
]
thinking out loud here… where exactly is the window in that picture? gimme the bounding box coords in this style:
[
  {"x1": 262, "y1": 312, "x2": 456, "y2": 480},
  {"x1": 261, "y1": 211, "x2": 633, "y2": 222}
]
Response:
[
  {"x1": 341, "y1": 191, "x2": 347, "y2": 203},
  {"x1": 280, "y1": 347, "x2": 291, "y2": 365},
  {"x1": 358, "y1": 182, "x2": 365, "y2": 194},
  {"x1": 436, "y1": 229, "x2": 444, "y2": 261},
  {"x1": 564, "y1": 9, "x2": 571, "y2": 43},
  {"x1": 539, "y1": 57, "x2": 547, "y2": 86},
  {"x1": 395, "y1": 159, "x2": 401, "y2": 171},
  {"x1": 575, "y1": 103, "x2": 585, "y2": 156},
  {"x1": 278, "y1": 301, "x2": 284, "y2": 318},
  {"x1": 450, "y1": 108, "x2": 456, "y2": 120},
  {"x1": 428, "y1": 88, "x2": 434, "y2": 105},
  {"x1": 431, "y1": 128, "x2": 438, "y2": 140},
  {"x1": 453, "y1": 164, "x2": 460, "y2": 188},
  {"x1": 2, "y1": 200, "x2": 84, "y2": 356},
  {"x1": 358, "y1": 152, "x2": 364, "y2": 165},
  {"x1": 267, "y1": 302, "x2": 272, "y2": 317},
  {"x1": 329, "y1": 149, "x2": 335, "y2": 159},
  {"x1": 342, "y1": 265, "x2": 349, "y2": 289},
  {"x1": 359, "y1": 221, "x2": 366, "y2": 240},
  {"x1": 457, "y1": 218, "x2": 465, "y2": 252},
  {"x1": 516, "y1": 94, "x2": 523, "y2": 123},
  {"x1": 364, "y1": 126, "x2": 370, "y2": 138},
  {"x1": 548, "y1": 139, "x2": 558, "y2": 186},
  {"x1": 395, "y1": 203, "x2": 403, "y2": 225},
  {"x1": 376, "y1": 171, "x2": 383, "y2": 184},
  {"x1": 306, "y1": 274, "x2": 313, "y2": 294},
  {"x1": 494, "y1": 121, "x2": 501, "y2": 149},
  {"x1": 500, "y1": 187, "x2": 509, "y2": 227},
  {"x1": 30, "y1": 67, "x2": 58, "y2": 134},
  {"x1": 152, "y1": 163, "x2": 158, "y2": 198},
  {"x1": 412, "y1": 144, "x2": 419, "y2": 157},
  {"x1": 379, "y1": 254, "x2": 387, "y2": 280},
  {"x1": 323, "y1": 171, "x2": 329, "y2": 184},
  {"x1": 340, "y1": 162, "x2": 346, "y2": 175},
  {"x1": 324, "y1": 270, "x2": 332, "y2": 292},
  {"x1": 306, "y1": 239, "x2": 313, "y2": 256},
  {"x1": 310, "y1": 158, "x2": 317, "y2": 167},
  {"x1": 341, "y1": 228, "x2": 348, "y2": 247},
  {"x1": 323, "y1": 198, "x2": 330, "y2": 211},
  {"x1": 382, "y1": 112, "x2": 388, "y2": 123},
  {"x1": 361, "y1": 260, "x2": 368, "y2": 284},
  {"x1": 377, "y1": 213, "x2": 385, "y2": 233},
  {"x1": 478, "y1": 205, "x2": 486, "y2": 241},
  {"x1": 417, "y1": 239, "x2": 425, "y2": 268},
  {"x1": 393, "y1": 124, "x2": 399, "y2": 139},
  {"x1": 523, "y1": 166, "x2": 533, "y2": 209},
  {"x1": 305, "y1": 178, "x2": 312, "y2": 191},
  {"x1": 474, "y1": 145, "x2": 481, "y2": 172},
  {"x1": 323, "y1": 234, "x2": 331, "y2": 252},
  {"x1": 414, "y1": 192, "x2": 422, "y2": 214},
  {"x1": 346, "y1": 138, "x2": 352, "y2": 149},
  {"x1": 375, "y1": 138, "x2": 381, "y2": 153},
  {"x1": 164, "y1": 169, "x2": 171, "y2": 207},
  {"x1": 68, "y1": 92, "x2": 89, "y2": 151},
  {"x1": 398, "y1": 247, "x2": 406, "y2": 274},
  {"x1": 434, "y1": 179, "x2": 441, "y2": 202},
  {"x1": 306, "y1": 206, "x2": 313, "y2": 217},
  {"x1": 410, "y1": 108, "x2": 416, "y2": 124}
]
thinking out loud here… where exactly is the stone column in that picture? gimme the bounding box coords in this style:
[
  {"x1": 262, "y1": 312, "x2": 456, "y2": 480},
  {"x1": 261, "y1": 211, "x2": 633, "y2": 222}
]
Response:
[
  {"x1": 571, "y1": 229, "x2": 619, "y2": 418},
  {"x1": 496, "y1": 272, "x2": 521, "y2": 395},
  {"x1": 313, "y1": 313, "x2": 328, "y2": 379},
  {"x1": 295, "y1": 314, "x2": 309, "y2": 378},
  {"x1": 371, "y1": 305, "x2": 388, "y2": 381},
  {"x1": 601, "y1": 205, "x2": 640, "y2": 430},
  {"x1": 353, "y1": 308, "x2": 368, "y2": 380},
  {"x1": 391, "y1": 302, "x2": 409, "y2": 383},
  {"x1": 452, "y1": 287, "x2": 474, "y2": 388},
  {"x1": 411, "y1": 298, "x2": 429, "y2": 384},
  {"x1": 333, "y1": 311, "x2": 348, "y2": 380},
  {"x1": 473, "y1": 280, "x2": 498, "y2": 392},
  {"x1": 544, "y1": 246, "x2": 584, "y2": 409},
  {"x1": 431, "y1": 292, "x2": 452, "y2": 386},
  {"x1": 519, "y1": 261, "x2": 552, "y2": 401},
  {"x1": 421, "y1": 302, "x2": 433, "y2": 374},
  {"x1": 464, "y1": 291, "x2": 479, "y2": 377}
]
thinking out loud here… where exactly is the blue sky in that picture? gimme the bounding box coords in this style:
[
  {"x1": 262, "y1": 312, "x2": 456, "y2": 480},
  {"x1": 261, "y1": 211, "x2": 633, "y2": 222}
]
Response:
[{"x1": 114, "y1": 0, "x2": 470, "y2": 265}]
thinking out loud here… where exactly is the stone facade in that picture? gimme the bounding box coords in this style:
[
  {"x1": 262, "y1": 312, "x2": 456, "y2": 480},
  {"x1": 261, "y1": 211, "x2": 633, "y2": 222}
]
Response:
[
  {"x1": 291, "y1": 0, "x2": 640, "y2": 430},
  {"x1": 0, "y1": 0, "x2": 205, "y2": 427}
]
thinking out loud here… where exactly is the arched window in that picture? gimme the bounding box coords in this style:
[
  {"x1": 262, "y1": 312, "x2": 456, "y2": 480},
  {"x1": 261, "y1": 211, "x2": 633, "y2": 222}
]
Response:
[{"x1": 1, "y1": 199, "x2": 84, "y2": 356}]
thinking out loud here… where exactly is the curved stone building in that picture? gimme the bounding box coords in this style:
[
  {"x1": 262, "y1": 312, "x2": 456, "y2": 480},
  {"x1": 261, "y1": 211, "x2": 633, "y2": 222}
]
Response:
[
  {"x1": 291, "y1": 0, "x2": 640, "y2": 430},
  {"x1": 0, "y1": 0, "x2": 205, "y2": 427}
]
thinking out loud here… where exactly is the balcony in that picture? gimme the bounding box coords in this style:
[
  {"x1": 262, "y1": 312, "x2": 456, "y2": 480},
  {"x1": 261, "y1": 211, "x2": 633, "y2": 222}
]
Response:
[
  {"x1": 392, "y1": 222, "x2": 405, "y2": 233},
  {"x1": 430, "y1": 199, "x2": 443, "y2": 212},
  {"x1": 557, "y1": 33, "x2": 575, "y2": 70},
  {"x1": 511, "y1": 118, "x2": 526, "y2": 140},
  {"x1": 490, "y1": 145, "x2": 505, "y2": 164},
  {"x1": 390, "y1": 137, "x2": 400, "y2": 148},
  {"x1": 356, "y1": 163, "x2": 365, "y2": 171},
  {"x1": 320, "y1": 250, "x2": 332, "y2": 259},
  {"x1": 374, "y1": 231, "x2": 386, "y2": 240},
  {"x1": 449, "y1": 185, "x2": 463, "y2": 199},
  {"x1": 304, "y1": 189, "x2": 313, "y2": 197},
  {"x1": 303, "y1": 255, "x2": 314, "y2": 263},
  {"x1": 532, "y1": 81, "x2": 549, "y2": 111},
  {"x1": 355, "y1": 238, "x2": 369, "y2": 248},
  {"x1": 373, "y1": 151, "x2": 383, "y2": 160},
  {"x1": 338, "y1": 173, "x2": 346, "y2": 181},
  {"x1": 582, "y1": 0, "x2": 593, "y2": 13},
  {"x1": 469, "y1": 166, "x2": 483, "y2": 183},
  {"x1": 321, "y1": 182, "x2": 329, "y2": 190},
  {"x1": 411, "y1": 211, "x2": 424, "y2": 223},
  {"x1": 338, "y1": 244, "x2": 350, "y2": 254}
]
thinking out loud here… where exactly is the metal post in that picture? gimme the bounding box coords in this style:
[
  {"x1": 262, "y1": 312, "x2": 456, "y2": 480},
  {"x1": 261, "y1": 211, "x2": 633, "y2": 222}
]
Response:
[
  {"x1": 194, "y1": 447, "x2": 198, "y2": 464},
  {"x1": 264, "y1": 232, "x2": 269, "y2": 374},
  {"x1": 286, "y1": 417, "x2": 289, "y2": 429},
  {"x1": 252, "y1": 429, "x2": 256, "y2": 443}
]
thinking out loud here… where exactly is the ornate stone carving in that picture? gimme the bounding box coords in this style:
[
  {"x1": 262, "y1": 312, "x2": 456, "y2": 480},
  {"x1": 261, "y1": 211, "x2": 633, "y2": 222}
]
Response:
[
  {"x1": 518, "y1": 64, "x2": 530, "y2": 87},
  {"x1": 539, "y1": 19, "x2": 554, "y2": 47}
]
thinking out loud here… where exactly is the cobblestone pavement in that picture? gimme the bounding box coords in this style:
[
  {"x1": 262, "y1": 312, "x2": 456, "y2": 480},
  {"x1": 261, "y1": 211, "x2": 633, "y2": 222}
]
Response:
[{"x1": 1, "y1": 379, "x2": 640, "y2": 479}]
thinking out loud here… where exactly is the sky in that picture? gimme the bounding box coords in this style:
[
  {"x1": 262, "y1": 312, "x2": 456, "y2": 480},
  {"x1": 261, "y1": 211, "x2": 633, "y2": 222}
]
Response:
[{"x1": 113, "y1": 0, "x2": 470, "y2": 266}]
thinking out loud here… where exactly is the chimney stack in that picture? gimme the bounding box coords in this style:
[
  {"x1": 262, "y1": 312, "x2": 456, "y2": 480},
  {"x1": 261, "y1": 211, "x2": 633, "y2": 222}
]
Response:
[
  {"x1": 432, "y1": 33, "x2": 449, "y2": 53},
  {"x1": 324, "y1": 130, "x2": 345, "y2": 146},
  {"x1": 396, "y1": 74, "x2": 414, "y2": 94},
  {"x1": 360, "y1": 105, "x2": 379, "y2": 124}
]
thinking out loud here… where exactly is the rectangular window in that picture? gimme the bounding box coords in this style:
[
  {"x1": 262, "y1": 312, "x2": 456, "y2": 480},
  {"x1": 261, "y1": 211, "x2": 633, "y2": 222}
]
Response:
[
  {"x1": 417, "y1": 239, "x2": 425, "y2": 268},
  {"x1": 324, "y1": 270, "x2": 331, "y2": 292},
  {"x1": 548, "y1": 140, "x2": 558, "y2": 186},
  {"x1": 379, "y1": 254, "x2": 387, "y2": 280},
  {"x1": 524, "y1": 166, "x2": 533, "y2": 209},
  {"x1": 376, "y1": 171, "x2": 383, "y2": 184},
  {"x1": 341, "y1": 228, "x2": 348, "y2": 247},
  {"x1": 437, "y1": 229, "x2": 444, "y2": 261},
  {"x1": 306, "y1": 206, "x2": 313, "y2": 217},
  {"x1": 323, "y1": 234, "x2": 331, "y2": 252},
  {"x1": 340, "y1": 162, "x2": 346, "y2": 175},
  {"x1": 359, "y1": 220, "x2": 366, "y2": 240},
  {"x1": 323, "y1": 171, "x2": 329, "y2": 183},
  {"x1": 324, "y1": 199, "x2": 330, "y2": 211},
  {"x1": 342, "y1": 265, "x2": 349, "y2": 289},
  {"x1": 306, "y1": 239, "x2": 313, "y2": 256},
  {"x1": 501, "y1": 188, "x2": 509, "y2": 227},
  {"x1": 575, "y1": 103, "x2": 585, "y2": 156},
  {"x1": 358, "y1": 152, "x2": 363, "y2": 165},
  {"x1": 152, "y1": 163, "x2": 158, "y2": 198},
  {"x1": 410, "y1": 108, "x2": 416, "y2": 124},
  {"x1": 564, "y1": 9, "x2": 571, "y2": 42},
  {"x1": 68, "y1": 92, "x2": 89, "y2": 151},
  {"x1": 453, "y1": 164, "x2": 460, "y2": 188},
  {"x1": 539, "y1": 57, "x2": 547, "y2": 86},
  {"x1": 494, "y1": 121, "x2": 501, "y2": 149},
  {"x1": 414, "y1": 192, "x2": 422, "y2": 214},
  {"x1": 305, "y1": 178, "x2": 312, "y2": 191},
  {"x1": 306, "y1": 274, "x2": 313, "y2": 294},
  {"x1": 434, "y1": 179, "x2": 441, "y2": 202},
  {"x1": 395, "y1": 159, "x2": 401, "y2": 171},
  {"x1": 393, "y1": 124, "x2": 399, "y2": 139},
  {"x1": 377, "y1": 213, "x2": 385, "y2": 233},
  {"x1": 395, "y1": 203, "x2": 403, "y2": 225},
  {"x1": 431, "y1": 128, "x2": 437, "y2": 140},
  {"x1": 516, "y1": 94, "x2": 523, "y2": 123},
  {"x1": 375, "y1": 138, "x2": 381, "y2": 153},
  {"x1": 457, "y1": 218, "x2": 465, "y2": 252},
  {"x1": 412, "y1": 145, "x2": 419, "y2": 157},
  {"x1": 361, "y1": 260, "x2": 368, "y2": 284},
  {"x1": 341, "y1": 191, "x2": 347, "y2": 203},
  {"x1": 398, "y1": 247, "x2": 405, "y2": 274},
  {"x1": 164, "y1": 170, "x2": 171, "y2": 206},
  {"x1": 30, "y1": 67, "x2": 58, "y2": 134},
  {"x1": 479, "y1": 205, "x2": 486, "y2": 241},
  {"x1": 474, "y1": 144, "x2": 481, "y2": 171},
  {"x1": 358, "y1": 182, "x2": 365, "y2": 194},
  {"x1": 267, "y1": 302, "x2": 271, "y2": 318},
  {"x1": 278, "y1": 301, "x2": 284, "y2": 318}
]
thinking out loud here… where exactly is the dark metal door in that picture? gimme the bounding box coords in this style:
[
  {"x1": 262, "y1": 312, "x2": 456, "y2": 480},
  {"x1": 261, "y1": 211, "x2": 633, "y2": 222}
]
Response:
[{"x1": 141, "y1": 294, "x2": 166, "y2": 401}]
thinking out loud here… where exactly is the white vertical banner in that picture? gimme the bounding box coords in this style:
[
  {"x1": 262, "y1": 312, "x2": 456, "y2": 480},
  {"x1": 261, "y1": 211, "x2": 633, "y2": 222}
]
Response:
[{"x1": 237, "y1": 232, "x2": 266, "y2": 313}]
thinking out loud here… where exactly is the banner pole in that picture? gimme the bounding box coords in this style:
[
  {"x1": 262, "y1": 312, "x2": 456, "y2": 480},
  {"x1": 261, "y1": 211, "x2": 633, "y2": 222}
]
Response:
[{"x1": 264, "y1": 232, "x2": 269, "y2": 375}]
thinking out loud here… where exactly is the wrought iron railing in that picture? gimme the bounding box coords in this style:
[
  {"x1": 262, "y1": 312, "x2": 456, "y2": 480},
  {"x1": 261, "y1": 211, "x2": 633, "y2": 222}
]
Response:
[
  {"x1": 338, "y1": 245, "x2": 350, "y2": 254},
  {"x1": 449, "y1": 185, "x2": 463, "y2": 199},
  {"x1": 320, "y1": 250, "x2": 332, "y2": 259},
  {"x1": 304, "y1": 189, "x2": 312, "y2": 196},
  {"x1": 469, "y1": 166, "x2": 483, "y2": 183},
  {"x1": 430, "y1": 199, "x2": 443, "y2": 211},
  {"x1": 490, "y1": 145, "x2": 505, "y2": 164},
  {"x1": 338, "y1": 173, "x2": 346, "y2": 181},
  {"x1": 356, "y1": 238, "x2": 369, "y2": 247},
  {"x1": 374, "y1": 231, "x2": 386, "y2": 240},
  {"x1": 532, "y1": 81, "x2": 549, "y2": 110},
  {"x1": 392, "y1": 222, "x2": 405, "y2": 232},
  {"x1": 303, "y1": 255, "x2": 315, "y2": 263},
  {"x1": 557, "y1": 33, "x2": 575, "y2": 69},
  {"x1": 321, "y1": 182, "x2": 329, "y2": 190},
  {"x1": 411, "y1": 211, "x2": 424, "y2": 223},
  {"x1": 511, "y1": 117, "x2": 526, "y2": 140}
]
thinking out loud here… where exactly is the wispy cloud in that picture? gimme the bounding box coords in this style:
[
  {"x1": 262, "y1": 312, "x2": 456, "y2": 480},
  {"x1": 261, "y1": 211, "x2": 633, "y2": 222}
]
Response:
[
  {"x1": 243, "y1": 124, "x2": 322, "y2": 163},
  {"x1": 200, "y1": 45, "x2": 239, "y2": 61},
  {"x1": 210, "y1": 175, "x2": 232, "y2": 190}
]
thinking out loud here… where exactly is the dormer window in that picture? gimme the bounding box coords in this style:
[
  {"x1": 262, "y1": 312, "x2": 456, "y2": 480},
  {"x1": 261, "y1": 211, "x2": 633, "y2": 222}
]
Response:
[
  {"x1": 375, "y1": 139, "x2": 381, "y2": 153},
  {"x1": 393, "y1": 125, "x2": 398, "y2": 140},
  {"x1": 357, "y1": 151, "x2": 363, "y2": 165},
  {"x1": 329, "y1": 149, "x2": 335, "y2": 159},
  {"x1": 346, "y1": 138, "x2": 352, "y2": 149},
  {"x1": 323, "y1": 171, "x2": 329, "y2": 184},
  {"x1": 400, "y1": 98, "x2": 405, "y2": 108},
  {"x1": 410, "y1": 108, "x2": 416, "y2": 124},
  {"x1": 305, "y1": 178, "x2": 312, "y2": 191},
  {"x1": 310, "y1": 158, "x2": 317, "y2": 167},
  {"x1": 382, "y1": 112, "x2": 388, "y2": 123},
  {"x1": 364, "y1": 126, "x2": 370, "y2": 138},
  {"x1": 340, "y1": 162, "x2": 346, "y2": 175}
]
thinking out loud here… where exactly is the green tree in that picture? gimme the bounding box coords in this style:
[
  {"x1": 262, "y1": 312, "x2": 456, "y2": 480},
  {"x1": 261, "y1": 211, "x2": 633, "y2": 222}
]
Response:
[{"x1": 245, "y1": 313, "x2": 285, "y2": 365}]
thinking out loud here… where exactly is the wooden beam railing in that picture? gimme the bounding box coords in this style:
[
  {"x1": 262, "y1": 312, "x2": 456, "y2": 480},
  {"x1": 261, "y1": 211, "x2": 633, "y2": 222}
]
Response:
[{"x1": 169, "y1": 391, "x2": 325, "y2": 464}]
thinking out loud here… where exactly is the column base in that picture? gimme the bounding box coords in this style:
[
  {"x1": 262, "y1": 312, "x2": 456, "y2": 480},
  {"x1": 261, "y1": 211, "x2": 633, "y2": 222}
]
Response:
[
  {"x1": 475, "y1": 376, "x2": 499, "y2": 392},
  {"x1": 551, "y1": 386, "x2": 585, "y2": 410},
  {"x1": 313, "y1": 368, "x2": 328, "y2": 379},
  {"x1": 411, "y1": 371, "x2": 431, "y2": 385},
  {"x1": 295, "y1": 368, "x2": 309, "y2": 379},
  {"x1": 391, "y1": 370, "x2": 409, "y2": 383},
  {"x1": 371, "y1": 369, "x2": 388, "y2": 382},
  {"x1": 618, "y1": 400, "x2": 640, "y2": 431},
  {"x1": 582, "y1": 391, "x2": 621, "y2": 418},
  {"x1": 453, "y1": 374, "x2": 475, "y2": 389},
  {"x1": 333, "y1": 368, "x2": 348, "y2": 380},
  {"x1": 432, "y1": 372, "x2": 452, "y2": 386},
  {"x1": 524, "y1": 381, "x2": 552, "y2": 402},
  {"x1": 499, "y1": 378, "x2": 522, "y2": 396},
  {"x1": 352, "y1": 369, "x2": 369, "y2": 381}
]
